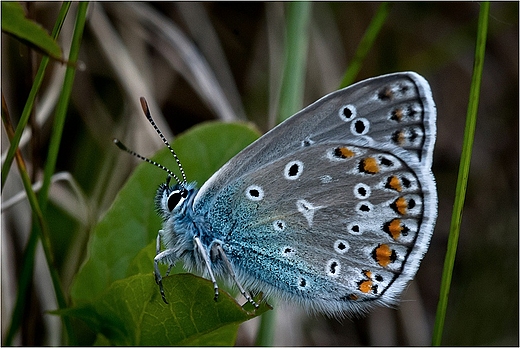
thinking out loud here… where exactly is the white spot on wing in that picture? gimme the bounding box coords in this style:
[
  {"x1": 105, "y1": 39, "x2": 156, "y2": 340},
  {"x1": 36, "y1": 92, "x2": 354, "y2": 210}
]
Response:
[
  {"x1": 334, "y1": 239, "x2": 350, "y2": 254},
  {"x1": 273, "y1": 220, "x2": 286, "y2": 231},
  {"x1": 245, "y1": 185, "x2": 264, "y2": 201},
  {"x1": 326, "y1": 259, "x2": 341, "y2": 277},
  {"x1": 284, "y1": 160, "x2": 304, "y2": 180},
  {"x1": 354, "y1": 183, "x2": 371, "y2": 199},
  {"x1": 281, "y1": 246, "x2": 296, "y2": 257},
  {"x1": 320, "y1": 175, "x2": 332, "y2": 183},
  {"x1": 339, "y1": 104, "x2": 357, "y2": 122},
  {"x1": 350, "y1": 117, "x2": 370, "y2": 135},
  {"x1": 296, "y1": 199, "x2": 323, "y2": 227},
  {"x1": 347, "y1": 222, "x2": 363, "y2": 235}
]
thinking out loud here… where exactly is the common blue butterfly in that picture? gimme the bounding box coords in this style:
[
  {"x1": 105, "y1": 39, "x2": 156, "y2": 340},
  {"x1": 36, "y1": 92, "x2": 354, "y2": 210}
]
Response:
[{"x1": 115, "y1": 71, "x2": 437, "y2": 317}]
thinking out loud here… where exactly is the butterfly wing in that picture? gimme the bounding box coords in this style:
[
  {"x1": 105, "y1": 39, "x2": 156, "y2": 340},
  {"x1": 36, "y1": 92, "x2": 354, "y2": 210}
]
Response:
[
  {"x1": 194, "y1": 71, "x2": 435, "y2": 204},
  {"x1": 193, "y1": 72, "x2": 437, "y2": 315}
]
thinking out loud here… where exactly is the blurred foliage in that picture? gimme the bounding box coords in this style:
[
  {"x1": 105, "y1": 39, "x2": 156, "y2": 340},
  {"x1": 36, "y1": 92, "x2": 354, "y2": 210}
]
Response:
[{"x1": 1, "y1": 2, "x2": 62, "y2": 60}]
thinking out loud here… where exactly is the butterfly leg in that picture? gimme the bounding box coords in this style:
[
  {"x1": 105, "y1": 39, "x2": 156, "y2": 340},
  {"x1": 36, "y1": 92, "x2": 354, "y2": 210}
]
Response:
[
  {"x1": 165, "y1": 264, "x2": 173, "y2": 277},
  {"x1": 154, "y1": 248, "x2": 178, "y2": 304},
  {"x1": 154, "y1": 230, "x2": 175, "y2": 304},
  {"x1": 212, "y1": 243, "x2": 259, "y2": 309},
  {"x1": 193, "y1": 236, "x2": 220, "y2": 301}
]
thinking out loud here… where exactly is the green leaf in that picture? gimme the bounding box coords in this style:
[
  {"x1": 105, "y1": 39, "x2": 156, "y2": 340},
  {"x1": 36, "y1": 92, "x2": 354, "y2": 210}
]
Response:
[
  {"x1": 127, "y1": 240, "x2": 159, "y2": 277},
  {"x1": 62, "y1": 273, "x2": 270, "y2": 345},
  {"x1": 1, "y1": 2, "x2": 63, "y2": 60},
  {"x1": 68, "y1": 122, "x2": 264, "y2": 345},
  {"x1": 71, "y1": 121, "x2": 260, "y2": 303}
]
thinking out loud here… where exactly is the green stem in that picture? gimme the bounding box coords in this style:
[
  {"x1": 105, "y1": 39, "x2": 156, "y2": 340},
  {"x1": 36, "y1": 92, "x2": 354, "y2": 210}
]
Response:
[
  {"x1": 339, "y1": 2, "x2": 391, "y2": 88},
  {"x1": 277, "y1": 2, "x2": 312, "y2": 123},
  {"x1": 256, "y1": 2, "x2": 312, "y2": 346},
  {"x1": 2, "y1": 3, "x2": 72, "y2": 345},
  {"x1": 1, "y1": 2, "x2": 71, "y2": 189},
  {"x1": 431, "y1": 2, "x2": 489, "y2": 345},
  {"x1": 2, "y1": 94, "x2": 74, "y2": 344},
  {"x1": 39, "y1": 2, "x2": 88, "y2": 209},
  {"x1": 254, "y1": 299, "x2": 278, "y2": 346},
  {"x1": 3, "y1": 3, "x2": 89, "y2": 345},
  {"x1": 37, "y1": 4, "x2": 89, "y2": 343}
]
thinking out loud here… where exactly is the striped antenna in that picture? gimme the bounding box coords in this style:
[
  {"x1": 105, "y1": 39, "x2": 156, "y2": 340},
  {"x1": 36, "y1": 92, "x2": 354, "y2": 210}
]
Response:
[
  {"x1": 113, "y1": 97, "x2": 186, "y2": 186},
  {"x1": 113, "y1": 139, "x2": 183, "y2": 186},
  {"x1": 139, "y1": 97, "x2": 187, "y2": 184}
]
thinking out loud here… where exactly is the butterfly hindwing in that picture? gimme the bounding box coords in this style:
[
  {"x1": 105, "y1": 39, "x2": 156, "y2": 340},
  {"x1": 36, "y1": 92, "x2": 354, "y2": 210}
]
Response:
[{"x1": 201, "y1": 141, "x2": 429, "y2": 314}]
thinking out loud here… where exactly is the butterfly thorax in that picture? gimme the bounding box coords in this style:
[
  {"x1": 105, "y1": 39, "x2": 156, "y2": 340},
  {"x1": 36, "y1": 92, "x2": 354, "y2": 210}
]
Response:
[{"x1": 155, "y1": 181, "x2": 218, "y2": 274}]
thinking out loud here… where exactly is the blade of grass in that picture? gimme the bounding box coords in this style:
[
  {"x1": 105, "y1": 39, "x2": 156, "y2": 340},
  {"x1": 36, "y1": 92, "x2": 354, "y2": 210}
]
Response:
[
  {"x1": 276, "y1": 2, "x2": 312, "y2": 123},
  {"x1": 432, "y1": 2, "x2": 489, "y2": 345},
  {"x1": 255, "y1": 3, "x2": 311, "y2": 346},
  {"x1": 1, "y1": 94, "x2": 72, "y2": 345},
  {"x1": 2, "y1": 3, "x2": 72, "y2": 345},
  {"x1": 339, "y1": 2, "x2": 392, "y2": 88},
  {"x1": 36, "y1": 2, "x2": 89, "y2": 343},
  {"x1": 1, "y1": 2, "x2": 71, "y2": 189},
  {"x1": 38, "y1": 2, "x2": 88, "y2": 208},
  {"x1": 3, "y1": 3, "x2": 89, "y2": 345}
]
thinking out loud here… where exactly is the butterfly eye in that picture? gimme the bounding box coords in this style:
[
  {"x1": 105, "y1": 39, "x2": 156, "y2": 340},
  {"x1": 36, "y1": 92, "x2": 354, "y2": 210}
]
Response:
[{"x1": 167, "y1": 189, "x2": 187, "y2": 212}]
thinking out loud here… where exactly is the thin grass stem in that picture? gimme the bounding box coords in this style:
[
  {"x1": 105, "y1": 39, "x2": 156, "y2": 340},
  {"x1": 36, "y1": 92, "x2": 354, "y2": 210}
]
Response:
[
  {"x1": 340, "y1": 2, "x2": 392, "y2": 88},
  {"x1": 432, "y1": 2, "x2": 489, "y2": 345}
]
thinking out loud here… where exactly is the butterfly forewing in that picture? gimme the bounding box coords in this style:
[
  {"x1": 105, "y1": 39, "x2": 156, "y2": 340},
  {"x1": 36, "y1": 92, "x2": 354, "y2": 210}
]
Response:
[{"x1": 194, "y1": 72, "x2": 435, "y2": 209}]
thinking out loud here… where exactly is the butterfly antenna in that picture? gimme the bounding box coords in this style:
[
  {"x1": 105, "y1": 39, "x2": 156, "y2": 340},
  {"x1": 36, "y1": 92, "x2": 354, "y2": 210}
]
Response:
[
  {"x1": 139, "y1": 97, "x2": 187, "y2": 185},
  {"x1": 113, "y1": 138, "x2": 183, "y2": 185}
]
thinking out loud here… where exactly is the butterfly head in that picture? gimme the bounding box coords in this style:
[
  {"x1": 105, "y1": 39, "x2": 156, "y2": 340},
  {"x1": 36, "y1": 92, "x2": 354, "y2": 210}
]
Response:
[{"x1": 155, "y1": 178, "x2": 197, "y2": 219}]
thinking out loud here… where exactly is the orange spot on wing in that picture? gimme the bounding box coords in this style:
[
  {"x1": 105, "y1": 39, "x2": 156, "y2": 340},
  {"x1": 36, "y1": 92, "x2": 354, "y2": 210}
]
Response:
[
  {"x1": 392, "y1": 108, "x2": 404, "y2": 121},
  {"x1": 336, "y1": 147, "x2": 355, "y2": 158},
  {"x1": 362, "y1": 157, "x2": 379, "y2": 174},
  {"x1": 397, "y1": 131, "x2": 405, "y2": 144},
  {"x1": 374, "y1": 244, "x2": 396, "y2": 267},
  {"x1": 394, "y1": 196, "x2": 408, "y2": 215},
  {"x1": 388, "y1": 175, "x2": 402, "y2": 192},
  {"x1": 359, "y1": 280, "x2": 373, "y2": 293},
  {"x1": 379, "y1": 87, "x2": 394, "y2": 100},
  {"x1": 388, "y1": 219, "x2": 403, "y2": 239}
]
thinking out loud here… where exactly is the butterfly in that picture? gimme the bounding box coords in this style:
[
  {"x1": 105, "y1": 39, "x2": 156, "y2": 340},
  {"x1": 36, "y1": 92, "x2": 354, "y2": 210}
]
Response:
[{"x1": 115, "y1": 71, "x2": 437, "y2": 317}]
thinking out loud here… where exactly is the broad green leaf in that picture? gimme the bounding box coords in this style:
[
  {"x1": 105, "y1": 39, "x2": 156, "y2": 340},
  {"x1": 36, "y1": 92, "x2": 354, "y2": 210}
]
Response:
[
  {"x1": 62, "y1": 273, "x2": 270, "y2": 345},
  {"x1": 67, "y1": 121, "x2": 264, "y2": 345},
  {"x1": 71, "y1": 121, "x2": 260, "y2": 303},
  {"x1": 127, "y1": 240, "x2": 159, "y2": 277},
  {"x1": 2, "y1": 2, "x2": 63, "y2": 60}
]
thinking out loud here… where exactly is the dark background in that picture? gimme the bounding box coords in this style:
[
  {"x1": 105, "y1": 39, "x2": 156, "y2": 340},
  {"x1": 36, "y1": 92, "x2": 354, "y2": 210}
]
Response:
[{"x1": 2, "y1": 2, "x2": 518, "y2": 345}]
